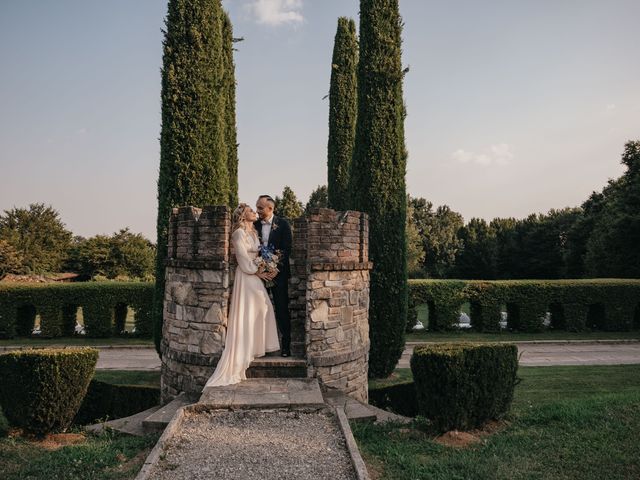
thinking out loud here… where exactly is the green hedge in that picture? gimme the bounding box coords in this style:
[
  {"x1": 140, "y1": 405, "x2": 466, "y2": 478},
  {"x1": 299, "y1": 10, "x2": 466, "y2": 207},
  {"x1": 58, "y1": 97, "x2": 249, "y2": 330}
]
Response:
[
  {"x1": 368, "y1": 382, "x2": 417, "y2": 417},
  {"x1": 0, "y1": 282, "x2": 154, "y2": 339},
  {"x1": 0, "y1": 405, "x2": 9, "y2": 437},
  {"x1": 409, "y1": 279, "x2": 640, "y2": 333},
  {"x1": 0, "y1": 347, "x2": 98, "y2": 435},
  {"x1": 411, "y1": 343, "x2": 518, "y2": 432},
  {"x1": 74, "y1": 379, "x2": 160, "y2": 425}
]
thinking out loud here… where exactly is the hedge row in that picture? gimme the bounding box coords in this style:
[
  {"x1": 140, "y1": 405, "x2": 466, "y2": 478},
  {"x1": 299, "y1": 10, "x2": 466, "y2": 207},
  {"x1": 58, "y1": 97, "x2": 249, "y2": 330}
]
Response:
[
  {"x1": 0, "y1": 348, "x2": 98, "y2": 435},
  {"x1": 409, "y1": 279, "x2": 640, "y2": 333},
  {"x1": 411, "y1": 343, "x2": 518, "y2": 432},
  {"x1": 0, "y1": 282, "x2": 154, "y2": 339}
]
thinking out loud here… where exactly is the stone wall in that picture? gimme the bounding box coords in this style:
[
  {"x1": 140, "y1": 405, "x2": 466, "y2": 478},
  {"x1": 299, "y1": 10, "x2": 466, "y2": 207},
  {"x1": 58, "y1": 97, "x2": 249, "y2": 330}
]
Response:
[
  {"x1": 161, "y1": 206, "x2": 372, "y2": 403},
  {"x1": 301, "y1": 209, "x2": 372, "y2": 402},
  {"x1": 161, "y1": 206, "x2": 230, "y2": 401}
]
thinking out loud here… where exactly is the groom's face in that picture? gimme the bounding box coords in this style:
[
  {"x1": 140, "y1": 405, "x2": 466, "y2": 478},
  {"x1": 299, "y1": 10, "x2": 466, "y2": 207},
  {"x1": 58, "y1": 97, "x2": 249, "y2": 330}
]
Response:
[{"x1": 256, "y1": 197, "x2": 273, "y2": 220}]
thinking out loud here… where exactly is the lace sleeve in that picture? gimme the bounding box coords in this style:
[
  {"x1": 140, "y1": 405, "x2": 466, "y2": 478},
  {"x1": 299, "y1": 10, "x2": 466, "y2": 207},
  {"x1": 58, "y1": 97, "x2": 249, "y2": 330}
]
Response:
[{"x1": 232, "y1": 229, "x2": 259, "y2": 275}]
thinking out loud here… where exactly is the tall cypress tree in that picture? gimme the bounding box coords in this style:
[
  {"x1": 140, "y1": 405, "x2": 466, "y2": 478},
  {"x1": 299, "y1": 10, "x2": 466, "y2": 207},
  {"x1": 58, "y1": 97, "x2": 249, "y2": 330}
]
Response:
[
  {"x1": 153, "y1": 0, "x2": 229, "y2": 353},
  {"x1": 327, "y1": 17, "x2": 358, "y2": 211},
  {"x1": 350, "y1": 0, "x2": 408, "y2": 377},
  {"x1": 222, "y1": 11, "x2": 239, "y2": 207}
]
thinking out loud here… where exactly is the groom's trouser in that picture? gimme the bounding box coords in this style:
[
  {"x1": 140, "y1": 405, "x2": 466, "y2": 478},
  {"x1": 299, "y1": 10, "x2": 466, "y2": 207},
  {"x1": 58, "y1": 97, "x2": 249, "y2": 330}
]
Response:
[{"x1": 269, "y1": 276, "x2": 291, "y2": 352}]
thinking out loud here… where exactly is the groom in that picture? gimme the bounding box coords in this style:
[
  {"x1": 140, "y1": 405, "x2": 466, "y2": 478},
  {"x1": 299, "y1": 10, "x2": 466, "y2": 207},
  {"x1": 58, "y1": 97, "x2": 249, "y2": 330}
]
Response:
[{"x1": 255, "y1": 195, "x2": 292, "y2": 357}]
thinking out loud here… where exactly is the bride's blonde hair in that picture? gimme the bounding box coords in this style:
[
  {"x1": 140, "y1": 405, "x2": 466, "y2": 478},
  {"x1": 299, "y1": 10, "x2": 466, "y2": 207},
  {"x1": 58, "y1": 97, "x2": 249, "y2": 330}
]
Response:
[{"x1": 232, "y1": 203, "x2": 257, "y2": 237}]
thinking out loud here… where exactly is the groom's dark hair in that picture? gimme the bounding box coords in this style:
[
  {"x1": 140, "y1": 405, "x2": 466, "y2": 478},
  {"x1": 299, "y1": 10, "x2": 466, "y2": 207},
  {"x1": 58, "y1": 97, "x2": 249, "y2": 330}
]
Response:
[{"x1": 258, "y1": 195, "x2": 276, "y2": 207}]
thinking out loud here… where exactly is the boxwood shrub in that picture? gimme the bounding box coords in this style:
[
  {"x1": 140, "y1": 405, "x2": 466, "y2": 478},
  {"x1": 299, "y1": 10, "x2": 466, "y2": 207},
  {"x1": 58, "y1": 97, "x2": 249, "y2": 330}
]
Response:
[
  {"x1": 74, "y1": 379, "x2": 160, "y2": 425},
  {"x1": 0, "y1": 347, "x2": 98, "y2": 435},
  {"x1": 0, "y1": 282, "x2": 154, "y2": 339},
  {"x1": 368, "y1": 382, "x2": 417, "y2": 417},
  {"x1": 0, "y1": 405, "x2": 9, "y2": 437},
  {"x1": 410, "y1": 342, "x2": 518, "y2": 432},
  {"x1": 409, "y1": 279, "x2": 640, "y2": 333}
]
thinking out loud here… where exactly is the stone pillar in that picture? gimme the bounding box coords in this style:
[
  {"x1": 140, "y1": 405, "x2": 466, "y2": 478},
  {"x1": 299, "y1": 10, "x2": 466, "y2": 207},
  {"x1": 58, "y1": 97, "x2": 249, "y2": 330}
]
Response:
[
  {"x1": 289, "y1": 217, "x2": 308, "y2": 358},
  {"x1": 303, "y1": 208, "x2": 372, "y2": 403},
  {"x1": 161, "y1": 206, "x2": 230, "y2": 402},
  {"x1": 161, "y1": 205, "x2": 372, "y2": 405}
]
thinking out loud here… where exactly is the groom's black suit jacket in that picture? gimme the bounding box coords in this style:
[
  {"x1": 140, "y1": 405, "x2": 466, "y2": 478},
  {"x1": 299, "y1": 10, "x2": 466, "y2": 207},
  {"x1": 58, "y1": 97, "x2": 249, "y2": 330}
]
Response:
[{"x1": 254, "y1": 215, "x2": 292, "y2": 281}]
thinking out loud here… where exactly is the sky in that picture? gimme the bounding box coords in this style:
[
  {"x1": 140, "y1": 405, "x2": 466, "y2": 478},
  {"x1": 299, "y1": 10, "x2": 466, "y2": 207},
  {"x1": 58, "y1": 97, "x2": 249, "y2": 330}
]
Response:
[{"x1": 1, "y1": 0, "x2": 639, "y2": 242}]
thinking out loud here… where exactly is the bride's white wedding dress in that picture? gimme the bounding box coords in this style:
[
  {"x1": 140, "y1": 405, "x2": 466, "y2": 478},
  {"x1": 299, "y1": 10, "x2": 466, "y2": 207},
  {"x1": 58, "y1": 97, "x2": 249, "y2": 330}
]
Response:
[{"x1": 205, "y1": 228, "x2": 280, "y2": 387}]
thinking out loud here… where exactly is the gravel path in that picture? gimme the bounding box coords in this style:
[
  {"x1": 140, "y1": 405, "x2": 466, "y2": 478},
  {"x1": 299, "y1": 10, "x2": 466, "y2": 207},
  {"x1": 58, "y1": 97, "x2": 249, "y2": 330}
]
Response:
[{"x1": 148, "y1": 409, "x2": 356, "y2": 480}]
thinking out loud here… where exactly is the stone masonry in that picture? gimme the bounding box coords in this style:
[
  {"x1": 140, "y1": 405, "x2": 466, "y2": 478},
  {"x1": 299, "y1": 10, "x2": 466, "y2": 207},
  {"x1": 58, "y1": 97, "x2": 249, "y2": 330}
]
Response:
[
  {"x1": 300, "y1": 209, "x2": 372, "y2": 403},
  {"x1": 161, "y1": 206, "x2": 372, "y2": 404},
  {"x1": 161, "y1": 206, "x2": 230, "y2": 401}
]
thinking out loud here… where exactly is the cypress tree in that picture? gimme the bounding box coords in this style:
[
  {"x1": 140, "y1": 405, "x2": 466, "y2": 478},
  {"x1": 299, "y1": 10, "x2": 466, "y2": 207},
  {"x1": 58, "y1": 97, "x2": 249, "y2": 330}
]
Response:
[
  {"x1": 222, "y1": 11, "x2": 239, "y2": 207},
  {"x1": 327, "y1": 17, "x2": 358, "y2": 211},
  {"x1": 350, "y1": 0, "x2": 408, "y2": 377},
  {"x1": 153, "y1": 0, "x2": 229, "y2": 353}
]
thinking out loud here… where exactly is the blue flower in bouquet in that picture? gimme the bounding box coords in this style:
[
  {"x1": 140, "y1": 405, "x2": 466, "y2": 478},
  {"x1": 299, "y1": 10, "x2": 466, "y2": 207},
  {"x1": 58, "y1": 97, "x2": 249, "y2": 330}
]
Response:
[{"x1": 254, "y1": 244, "x2": 281, "y2": 287}]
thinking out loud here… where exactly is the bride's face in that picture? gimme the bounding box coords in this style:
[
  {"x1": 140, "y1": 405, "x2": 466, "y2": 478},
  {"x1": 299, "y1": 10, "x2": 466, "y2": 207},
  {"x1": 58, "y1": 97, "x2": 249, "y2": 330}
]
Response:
[{"x1": 243, "y1": 207, "x2": 258, "y2": 222}]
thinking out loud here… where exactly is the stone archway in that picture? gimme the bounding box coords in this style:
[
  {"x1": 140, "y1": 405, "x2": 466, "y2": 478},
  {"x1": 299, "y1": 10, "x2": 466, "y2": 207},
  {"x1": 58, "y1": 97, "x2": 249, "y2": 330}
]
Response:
[{"x1": 160, "y1": 206, "x2": 372, "y2": 403}]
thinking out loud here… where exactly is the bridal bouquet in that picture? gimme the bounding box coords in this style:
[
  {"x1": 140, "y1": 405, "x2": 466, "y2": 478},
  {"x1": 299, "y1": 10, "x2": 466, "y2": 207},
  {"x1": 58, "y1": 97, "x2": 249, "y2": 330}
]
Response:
[{"x1": 253, "y1": 244, "x2": 281, "y2": 287}]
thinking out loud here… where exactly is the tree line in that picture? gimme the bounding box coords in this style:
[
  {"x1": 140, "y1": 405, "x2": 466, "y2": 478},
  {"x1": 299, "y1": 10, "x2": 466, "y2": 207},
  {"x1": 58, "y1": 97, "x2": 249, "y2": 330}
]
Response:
[
  {"x1": 0, "y1": 203, "x2": 155, "y2": 281},
  {"x1": 404, "y1": 140, "x2": 640, "y2": 280},
  {"x1": 276, "y1": 139, "x2": 640, "y2": 282}
]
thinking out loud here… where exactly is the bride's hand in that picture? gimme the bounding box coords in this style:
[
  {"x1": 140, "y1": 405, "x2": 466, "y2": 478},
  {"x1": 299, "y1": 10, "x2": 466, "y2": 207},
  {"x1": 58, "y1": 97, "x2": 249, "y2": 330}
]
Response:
[{"x1": 256, "y1": 271, "x2": 273, "y2": 280}]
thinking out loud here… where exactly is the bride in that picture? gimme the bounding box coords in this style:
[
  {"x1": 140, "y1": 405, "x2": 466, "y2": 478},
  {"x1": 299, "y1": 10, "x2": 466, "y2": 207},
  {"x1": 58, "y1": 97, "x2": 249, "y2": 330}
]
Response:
[{"x1": 205, "y1": 203, "x2": 281, "y2": 387}]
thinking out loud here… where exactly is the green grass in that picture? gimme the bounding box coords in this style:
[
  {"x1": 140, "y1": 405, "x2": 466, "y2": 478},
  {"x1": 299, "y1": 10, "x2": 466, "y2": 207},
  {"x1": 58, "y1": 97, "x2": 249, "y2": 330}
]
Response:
[
  {"x1": 0, "y1": 428, "x2": 159, "y2": 480},
  {"x1": 356, "y1": 365, "x2": 640, "y2": 479},
  {"x1": 369, "y1": 368, "x2": 413, "y2": 390},
  {"x1": 93, "y1": 370, "x2": 160, "y2": 388},
  {"x1": 0, "y1": 370, "x2": 162, "y2": 479}
]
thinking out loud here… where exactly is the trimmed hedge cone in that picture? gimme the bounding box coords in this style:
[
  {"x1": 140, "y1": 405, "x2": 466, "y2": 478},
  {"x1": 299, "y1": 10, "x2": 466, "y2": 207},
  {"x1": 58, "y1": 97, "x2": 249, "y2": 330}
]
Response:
[
  {"x1": 0, "y1": 348, "x2": 98, "y2": 435},
  {"x1": 410, "y1": 343, "x2": 518, "y2": 432},
  {"x1": 351, "y1": 0, "x2": 408, "y2": 378}
]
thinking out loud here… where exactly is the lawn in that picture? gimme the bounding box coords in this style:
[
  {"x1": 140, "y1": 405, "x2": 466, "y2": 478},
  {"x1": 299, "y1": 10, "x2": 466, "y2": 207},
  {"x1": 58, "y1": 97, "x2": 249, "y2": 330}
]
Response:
[
  {"x1": 0, "y1": 428, "x2": 159, "y2": 480},
  {"x1": 0, "y1": 369, "x2": 162, "y2": 479},
  {"x1": 354, "y1": 365, "x2": 640, "y2": 480}
]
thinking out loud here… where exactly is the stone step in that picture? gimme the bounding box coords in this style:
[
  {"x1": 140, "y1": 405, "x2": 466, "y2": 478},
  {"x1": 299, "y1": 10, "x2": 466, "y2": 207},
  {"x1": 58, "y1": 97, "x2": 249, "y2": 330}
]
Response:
[
  {"x1": 246, "y1": 356, "x2": 307, "y2": 378},
  {"x1": 322, "y1": 387, "x2": 411, "y2": 425},
  {"x1": 142, "y1": 393, "x2": 196, "y2": 433},
  {"x1": 85, "y1": 405, "x2": 161, "y2": 437},
  {"x1": 199, "y1": 377, "x2": 325, "y2": 409}
]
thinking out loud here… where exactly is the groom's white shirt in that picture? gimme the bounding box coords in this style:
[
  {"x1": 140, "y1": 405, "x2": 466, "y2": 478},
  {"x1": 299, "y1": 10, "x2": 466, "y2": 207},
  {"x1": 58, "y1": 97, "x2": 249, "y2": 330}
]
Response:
[{"x1": 261, "y1": 214, "x2": 274, "y2": 246}]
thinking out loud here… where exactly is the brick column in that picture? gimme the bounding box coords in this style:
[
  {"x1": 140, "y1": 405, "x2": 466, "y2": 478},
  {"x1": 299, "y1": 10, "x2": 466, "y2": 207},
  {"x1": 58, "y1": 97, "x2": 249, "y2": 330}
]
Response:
[
  {"x1": 161, "y1": 206, "x2": 230, "y2": 402},
  {"x1": 304, "y1": 208, "x2": 372, "y2": 402}
]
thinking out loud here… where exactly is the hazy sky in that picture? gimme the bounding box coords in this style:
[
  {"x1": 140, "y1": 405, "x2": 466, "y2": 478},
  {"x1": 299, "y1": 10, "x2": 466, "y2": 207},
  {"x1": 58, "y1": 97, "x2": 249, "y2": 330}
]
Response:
[{"x1": 1, "y1": 0, "x2": 638, "y2": 241}]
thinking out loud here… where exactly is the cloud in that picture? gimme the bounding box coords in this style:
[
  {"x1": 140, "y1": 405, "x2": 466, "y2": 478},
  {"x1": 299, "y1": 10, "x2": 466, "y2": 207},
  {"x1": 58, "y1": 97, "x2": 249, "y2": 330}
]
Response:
[
  {"x1": 452, "y1": 143, "x2": 513, "y2": 166},
  {"x1": 244, "y1": 0, "x2": 304, "y2": 26}
]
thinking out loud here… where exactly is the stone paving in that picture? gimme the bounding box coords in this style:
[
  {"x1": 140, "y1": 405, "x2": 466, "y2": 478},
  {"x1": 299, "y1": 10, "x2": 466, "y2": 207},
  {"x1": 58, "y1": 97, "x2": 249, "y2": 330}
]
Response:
[
  {"x1": 199, "y1": 378, "x2": 325, "y2": 409},
  {"x1": 135, "y1": 378, "x2": 370, "y2": 480},
  {"x1": 4, "y1": 340, "x2": 640, "y2": 370}
]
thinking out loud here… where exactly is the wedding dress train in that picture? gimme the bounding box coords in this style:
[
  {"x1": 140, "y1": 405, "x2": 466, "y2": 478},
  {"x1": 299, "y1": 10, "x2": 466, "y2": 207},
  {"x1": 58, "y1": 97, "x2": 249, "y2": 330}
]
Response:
[{"x1": 205, "y1": 228, "x2": 280, "y2": 387}]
